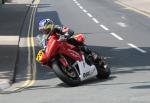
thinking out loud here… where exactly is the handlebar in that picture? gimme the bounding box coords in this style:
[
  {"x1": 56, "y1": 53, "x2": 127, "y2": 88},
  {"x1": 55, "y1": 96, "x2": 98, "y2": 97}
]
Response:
[
  {"x1": 46, "y1": 32, "x2": 69, "y2": 42},
  {"x1": 58, "y1": 34, "x2": 67, "y2": 41}
]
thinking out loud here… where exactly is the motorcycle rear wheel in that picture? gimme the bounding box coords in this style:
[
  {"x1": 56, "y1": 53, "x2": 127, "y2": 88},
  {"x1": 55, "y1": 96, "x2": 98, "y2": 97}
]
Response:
[
  {"x1": 95, "y1": 62, "x2": 111, "y2": 79},
  {"x1": 52, "y1": 60, "x2": 81, "y2": 87},
  {"x1": 90, "y1": 51, "x2": 111, "y2": 79}
]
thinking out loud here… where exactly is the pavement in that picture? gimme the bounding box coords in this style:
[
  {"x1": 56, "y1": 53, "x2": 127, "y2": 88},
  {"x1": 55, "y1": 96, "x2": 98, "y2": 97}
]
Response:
[
  {"x1": 0, "y1": 0, "x2": 150, "y2": 91},
  {"x1": 118, "y1": 0, "x2": 150, "y2": 15},
  {"x1": 0, "y1": 0, "x2": 33, "y2": 90}
]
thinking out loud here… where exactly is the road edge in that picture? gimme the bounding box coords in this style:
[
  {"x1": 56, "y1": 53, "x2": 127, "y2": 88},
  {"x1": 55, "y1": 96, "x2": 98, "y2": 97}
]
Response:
[
  {"x1": 0, "y1": 1, "x2": 35, "y2": 91},
  {"x1": 116, "y1": 0, "x2": 150, "y2": 18}
]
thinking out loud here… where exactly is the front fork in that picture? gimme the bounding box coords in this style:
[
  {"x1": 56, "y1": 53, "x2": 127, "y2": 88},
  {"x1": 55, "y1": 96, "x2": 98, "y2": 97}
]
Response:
[{"x1": 59, "y1": 55, "x2": 69, "y2": 68}]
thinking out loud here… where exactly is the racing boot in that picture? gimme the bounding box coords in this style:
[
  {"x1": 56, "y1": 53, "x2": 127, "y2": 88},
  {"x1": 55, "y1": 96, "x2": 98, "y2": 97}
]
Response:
[{"x1": 81, "y1": 45, "x2": 107, "y2": 67}]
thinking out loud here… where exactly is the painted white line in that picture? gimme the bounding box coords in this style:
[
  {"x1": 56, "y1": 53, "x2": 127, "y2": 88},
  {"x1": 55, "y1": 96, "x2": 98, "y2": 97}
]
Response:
[
  {"x1": 100, "y1": 24, "x2": 109, "y2": 31},
  {"x1": 117, "y1": 22, "x2": 127, "y2": 28},
  {"x1": 76, "y1": 3, "x2": 80, "y2": 6},
  {"x1": 74, "y1": 0, "x2": 78, "y2": 3},
  {"x1": 74, "y1": 1, "x2": 77, "y2": 4},
  {"x1": 79, "y1": 6, "x2": 83, "y2": 9},
  {"x1": 92, "y1": 18, "x2": 99, "y2": 23},
  {"x1": 74, "y1": 1, "x2": 78, "y2": 4},
  {"x1": 72, "y1": 0, "x2": 147, "y2": 54},
  {"x1": 75, "y1": 2, "x2": 80, "y2": 6},
  {"x1": 83, "y1": 9, "x2": 87, "y2": 13},
  {"x1": 110, "y1": 33, "x2": 124, "y2": 40},
  {"x1": 87, "y1": 13, "x2": 93, "y2": 18},
  {"x1": 128, "y1": 43, "x2": 147, "y2": 53}
]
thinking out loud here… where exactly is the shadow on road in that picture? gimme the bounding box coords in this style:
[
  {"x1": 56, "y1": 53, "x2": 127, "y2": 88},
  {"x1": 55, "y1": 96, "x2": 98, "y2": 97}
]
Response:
[
  {"x1": 87, "y1": 45, "x2": 150, "y2": 75},
  {"x1": 130, "y1": 85, "x2": 150, "y2": 89}
]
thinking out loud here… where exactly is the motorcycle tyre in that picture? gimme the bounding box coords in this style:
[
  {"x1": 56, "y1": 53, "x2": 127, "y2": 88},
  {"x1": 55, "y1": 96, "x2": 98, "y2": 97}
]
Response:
[
  {"x1": 96, "y1": 64, "x2": 111, "y2": 79},
  {"x1": 91, "y1": 51, "x2": 111, "y2": 79},
  {"x1": 52, "y1": 61, "x2": 81, "y2": 87}
]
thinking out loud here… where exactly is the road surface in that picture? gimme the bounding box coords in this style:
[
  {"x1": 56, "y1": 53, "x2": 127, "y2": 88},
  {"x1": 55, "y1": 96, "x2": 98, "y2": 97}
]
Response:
[{"x1": 0, "y1": 0, "x2": 150, "y2": 103}]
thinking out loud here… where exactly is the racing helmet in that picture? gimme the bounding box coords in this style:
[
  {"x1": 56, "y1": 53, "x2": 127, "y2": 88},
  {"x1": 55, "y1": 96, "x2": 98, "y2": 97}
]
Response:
[{"x1": 38, "y1": 18, "x2": 54, "y2": 34}]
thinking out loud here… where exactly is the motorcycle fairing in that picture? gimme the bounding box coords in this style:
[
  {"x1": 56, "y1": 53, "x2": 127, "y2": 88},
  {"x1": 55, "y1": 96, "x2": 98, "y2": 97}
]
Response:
[
  {"x1": 58, "y1": 42, "x2": 82, "y2": 61},
  {"x1": 73, "y1": 54, "x2": 98, "y2": 81},
  {"x1": 38, "y1": 34, "x2": 98, "y2": 81},
  {"x1": 45, "y1": 35, "x2": 60, "y2": 60}
]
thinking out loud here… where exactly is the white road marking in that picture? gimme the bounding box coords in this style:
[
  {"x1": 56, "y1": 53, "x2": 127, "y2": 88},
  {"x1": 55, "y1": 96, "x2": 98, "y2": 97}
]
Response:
[
  {"x1": 100, "y1": 24, "x2": 109, "y2": 31},
  {"x1": 92, "y1": 18, "x2": 99, "y2": 23},
  {"x1": 0, "y1": 36, "x2": 19, "y2": 45},
  {"x1": 74, "y1": 0, "x2": 77, "y2": 3},
  {"x1": 110, "y1": 33, "x2": 124, "y2": 40},
  {"x1": 117, "y1": 22, "x2": 127, "y2": 28},
  {"x1": 76, "y1": 3, "x2": 80, "y2": 6},
  {"x1": 87, "y1": 13, "x2": 93, "y2": 17},
  {"x1": 79, "y1": 6, "x2": 83, "y2": 9},
  {"x1": 75, "y1": 2, "x2": 80, "y2": 6},
  {"x1": 83, "y1": 9, "x2": 87, "y2": 13},
  {"x1": 73, "y1": 0, "x2": 147, "y2": 54},
  {"x1": 74, "y1": 1, "x2": 79, "y2": 4},
  {"x1": 128, "y1": 43, "x2": 147, "y2": 53},
  {"x1": 121, "y1": 16, "x2": 126, "y2": 20},
  {"x1": 74, "y1": 1, "x2": 78, "y2": 4}
]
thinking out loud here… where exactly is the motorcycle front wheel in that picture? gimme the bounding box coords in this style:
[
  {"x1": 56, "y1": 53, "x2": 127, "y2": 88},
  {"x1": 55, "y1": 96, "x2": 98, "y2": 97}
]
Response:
[{"x1": 52, "y1": 60, "x2": 81, "y2": 87}]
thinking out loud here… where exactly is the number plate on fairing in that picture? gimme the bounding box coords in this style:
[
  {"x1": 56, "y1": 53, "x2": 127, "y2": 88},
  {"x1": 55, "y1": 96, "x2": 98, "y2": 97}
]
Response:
[{"x1": 36, "y1": 50, "x2": 44, "y2": 62}]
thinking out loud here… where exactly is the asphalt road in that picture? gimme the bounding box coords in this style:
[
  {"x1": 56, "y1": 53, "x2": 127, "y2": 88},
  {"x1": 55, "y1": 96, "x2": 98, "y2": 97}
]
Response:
[{"x1": 0, "y1": 0, "x2": 150, "y2": 103}]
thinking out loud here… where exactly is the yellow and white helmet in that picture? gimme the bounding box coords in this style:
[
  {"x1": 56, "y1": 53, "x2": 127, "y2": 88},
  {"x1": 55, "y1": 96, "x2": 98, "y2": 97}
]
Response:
[{"x1": 38, "y1": 18, "x2": 54, "y2": 34}]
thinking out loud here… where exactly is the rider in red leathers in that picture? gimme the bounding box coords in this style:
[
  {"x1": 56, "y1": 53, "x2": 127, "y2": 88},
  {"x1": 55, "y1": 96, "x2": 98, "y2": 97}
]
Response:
[{"x1": 37, "y1": 19, "x2": 101, "y2": 65}]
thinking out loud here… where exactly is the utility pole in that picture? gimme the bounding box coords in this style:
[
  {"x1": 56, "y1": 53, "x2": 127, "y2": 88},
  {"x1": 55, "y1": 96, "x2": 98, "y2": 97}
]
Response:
[{"x1": 0, "y1": 0, "x2": 4, "y2": 4}]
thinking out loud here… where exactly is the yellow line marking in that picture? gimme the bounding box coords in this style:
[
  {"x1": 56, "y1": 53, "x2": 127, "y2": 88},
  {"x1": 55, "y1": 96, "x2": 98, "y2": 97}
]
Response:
[
  {"x1": 12, "y1": 7, "x2": 35, "y2": 91},
  {"x1": 28, "y1": 1, "x2": 39, "y2": 87},
  {"x1": 13, "y1": 0, "x2": 40, "y2": 91},
  {"x1": 115, "y1": 1, "x2": 150, "y2": 18},
  {"x1": 0, "y1": 0, "x2": 40, "y2": 94},
  {"x1": 24, "y1": 0, "x2": 41, "y2": 88}
]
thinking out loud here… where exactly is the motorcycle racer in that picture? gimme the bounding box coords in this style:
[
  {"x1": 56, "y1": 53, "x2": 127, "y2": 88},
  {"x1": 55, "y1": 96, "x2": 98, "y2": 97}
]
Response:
[{"x1": 37, "y1": 18, "x2": 102, "y2": 65}]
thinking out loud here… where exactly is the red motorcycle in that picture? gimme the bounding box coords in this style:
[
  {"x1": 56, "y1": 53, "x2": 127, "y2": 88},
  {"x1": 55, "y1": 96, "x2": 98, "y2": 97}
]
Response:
[{"x1": 36, "y1": 33, "x2": 110, "y2": 86}]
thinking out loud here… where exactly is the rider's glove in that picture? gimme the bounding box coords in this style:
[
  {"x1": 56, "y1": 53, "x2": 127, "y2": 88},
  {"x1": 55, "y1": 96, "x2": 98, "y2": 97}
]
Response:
[
  {"x1": 59, "y1": 35, "x2": 66, "y2": 41},
  {"x1": 64, "y1": 30, "x2": 74, "y2": 38},
  {"x1": 64, "y1": 32, "x2": 70, "y2": 38}
]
